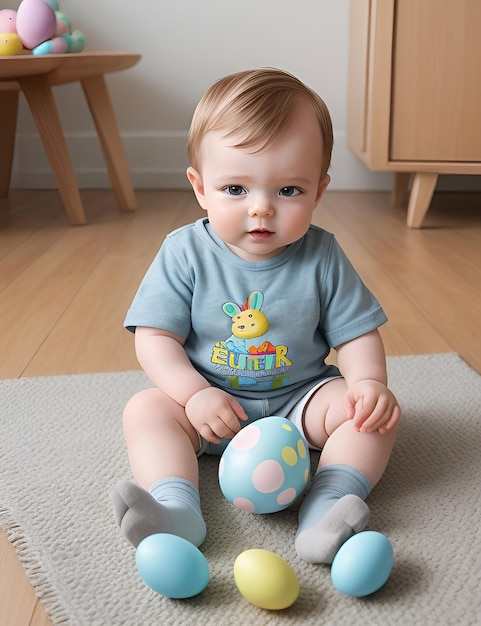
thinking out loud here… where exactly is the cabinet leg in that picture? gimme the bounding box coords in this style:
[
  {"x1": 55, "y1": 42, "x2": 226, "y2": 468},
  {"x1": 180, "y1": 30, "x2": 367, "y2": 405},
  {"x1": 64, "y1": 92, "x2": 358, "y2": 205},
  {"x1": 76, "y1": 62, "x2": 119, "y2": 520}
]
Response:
[
  {"x1": 20, "y1": 75, "x2": 86, "y2": 225},
  {"x1": 0, "y1": 90, "x2": 19, "y2": 198},
  {"x1": 391, "y1": 172, "x2": 411, "y2": 206},
  {"x1": 407, "y1": 172, "x2": 438, "y2": 228}
]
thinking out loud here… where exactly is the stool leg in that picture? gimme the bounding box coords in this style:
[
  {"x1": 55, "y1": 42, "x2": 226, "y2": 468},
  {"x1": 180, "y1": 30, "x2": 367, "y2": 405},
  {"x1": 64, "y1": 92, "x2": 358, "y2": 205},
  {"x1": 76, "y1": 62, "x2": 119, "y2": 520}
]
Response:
[
  {"x1": 0, "y1": 90, "x2": 19, "y2": 199},
  {"x1": 19, "y1": 75, "x2": 86, "y2": 225},
  {"x1": 81, "y1": 74, "x2": 137, "y2": 212}
]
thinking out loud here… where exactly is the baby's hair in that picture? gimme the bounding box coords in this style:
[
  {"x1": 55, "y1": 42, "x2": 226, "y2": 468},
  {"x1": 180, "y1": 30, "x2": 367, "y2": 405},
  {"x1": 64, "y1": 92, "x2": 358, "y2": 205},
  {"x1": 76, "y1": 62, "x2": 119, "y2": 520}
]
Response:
[{"x1": 187, "y1": 68, "x2": 333, "y2": 178}]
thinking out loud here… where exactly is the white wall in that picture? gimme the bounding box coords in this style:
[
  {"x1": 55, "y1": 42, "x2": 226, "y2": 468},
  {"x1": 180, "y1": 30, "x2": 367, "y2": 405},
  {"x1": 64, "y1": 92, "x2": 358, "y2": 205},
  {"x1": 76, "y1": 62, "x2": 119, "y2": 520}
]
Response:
[{"x1": 7, "y1": 0, "x2": 470, "y2": 192}]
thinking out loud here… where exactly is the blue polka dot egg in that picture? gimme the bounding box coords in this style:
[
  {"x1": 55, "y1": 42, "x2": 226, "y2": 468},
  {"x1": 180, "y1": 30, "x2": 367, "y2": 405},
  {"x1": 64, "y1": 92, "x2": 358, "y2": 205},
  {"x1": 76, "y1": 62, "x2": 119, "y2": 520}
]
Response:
[{"x1": 219, "y1": 416, "x2": 310, "y2": 514}]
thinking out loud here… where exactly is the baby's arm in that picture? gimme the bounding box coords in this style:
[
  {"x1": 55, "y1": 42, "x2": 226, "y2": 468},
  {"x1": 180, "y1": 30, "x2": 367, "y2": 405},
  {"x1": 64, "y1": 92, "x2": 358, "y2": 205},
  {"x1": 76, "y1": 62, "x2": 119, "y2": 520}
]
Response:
[
  {"x1": 336, "y1": 329, "x2": 401, "y2": 434},
  {"x1": 135, "y1": 326, "x2": 247, "y2": 443}
]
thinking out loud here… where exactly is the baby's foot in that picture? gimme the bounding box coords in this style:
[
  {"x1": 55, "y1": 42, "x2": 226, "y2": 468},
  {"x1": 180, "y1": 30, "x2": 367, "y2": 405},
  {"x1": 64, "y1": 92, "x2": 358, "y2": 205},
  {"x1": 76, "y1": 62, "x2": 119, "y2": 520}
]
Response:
[
  {"x1": 295, "y1": 494, "x2": 369, "y2": 564},
  {"x1": 111, "y1": 480, "x2": 206, "y2": 548}
]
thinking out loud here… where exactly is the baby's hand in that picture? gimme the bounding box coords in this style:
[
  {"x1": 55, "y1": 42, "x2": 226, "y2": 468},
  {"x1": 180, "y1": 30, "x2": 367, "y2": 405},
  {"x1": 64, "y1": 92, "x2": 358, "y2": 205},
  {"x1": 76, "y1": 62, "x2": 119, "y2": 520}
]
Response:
[
  {"x1": 185, "y1": 387, "x2": 248, "y2": 444},
  {"x1": 343, "y1": 380, "x2": 401, "y2": 434}
]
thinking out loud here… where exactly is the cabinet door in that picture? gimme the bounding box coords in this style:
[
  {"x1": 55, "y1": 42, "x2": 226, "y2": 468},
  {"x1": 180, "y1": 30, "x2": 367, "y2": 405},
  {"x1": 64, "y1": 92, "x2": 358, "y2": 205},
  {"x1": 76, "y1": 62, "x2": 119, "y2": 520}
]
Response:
[{"x1": 390, "y1": 0, "x2": 481, "y2": 162}]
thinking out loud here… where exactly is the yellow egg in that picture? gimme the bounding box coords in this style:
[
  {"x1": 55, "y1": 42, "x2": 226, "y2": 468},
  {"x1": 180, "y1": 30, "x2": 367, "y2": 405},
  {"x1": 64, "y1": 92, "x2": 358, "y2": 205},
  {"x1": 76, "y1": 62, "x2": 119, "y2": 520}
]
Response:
[
  {"x1": 0, "y1": 33, "x2": 23, "y2": 56},
  {"x1": 234, "y1": 549, "x2": 299, "y2": 610}
]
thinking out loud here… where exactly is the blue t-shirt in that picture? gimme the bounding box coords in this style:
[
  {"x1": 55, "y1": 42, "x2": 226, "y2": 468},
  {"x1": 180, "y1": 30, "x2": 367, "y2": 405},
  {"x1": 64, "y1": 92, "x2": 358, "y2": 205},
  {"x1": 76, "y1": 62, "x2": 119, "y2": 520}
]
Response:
[{"x1": 124, "y1": 218, "x2": 387, "y2": 400}]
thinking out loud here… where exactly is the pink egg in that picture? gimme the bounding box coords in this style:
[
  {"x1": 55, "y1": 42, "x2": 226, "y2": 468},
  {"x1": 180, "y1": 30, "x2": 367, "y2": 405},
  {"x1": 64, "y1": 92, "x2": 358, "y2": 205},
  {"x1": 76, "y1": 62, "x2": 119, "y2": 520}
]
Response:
[
  {"x1": 0, "y1": 9, "x2": 17, "y2": 34},
  {"x1": 16, "y1": 0, "x2": 56, "y2": 49}
]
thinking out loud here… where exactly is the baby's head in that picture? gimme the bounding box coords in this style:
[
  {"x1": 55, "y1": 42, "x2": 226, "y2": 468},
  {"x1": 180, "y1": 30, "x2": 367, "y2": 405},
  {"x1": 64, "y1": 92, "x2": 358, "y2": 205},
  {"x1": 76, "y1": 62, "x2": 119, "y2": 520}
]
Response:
[{"x1": 187, "y1": 68, "x2": 333, "y2": 179}]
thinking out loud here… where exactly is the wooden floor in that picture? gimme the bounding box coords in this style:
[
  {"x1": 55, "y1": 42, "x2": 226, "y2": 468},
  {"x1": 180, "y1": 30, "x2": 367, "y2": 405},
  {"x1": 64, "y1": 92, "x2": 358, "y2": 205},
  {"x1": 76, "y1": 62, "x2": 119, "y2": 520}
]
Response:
[{"x1": 1, "y1": 188, "x2": 480, "y2": 625}]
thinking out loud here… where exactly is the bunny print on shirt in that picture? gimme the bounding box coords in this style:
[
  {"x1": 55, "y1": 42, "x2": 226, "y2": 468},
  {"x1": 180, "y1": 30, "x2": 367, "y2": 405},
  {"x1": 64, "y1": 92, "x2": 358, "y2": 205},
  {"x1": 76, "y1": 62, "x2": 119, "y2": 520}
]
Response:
[{"x1": 211, "y1": 291, "x2": 292, "y2": 390}]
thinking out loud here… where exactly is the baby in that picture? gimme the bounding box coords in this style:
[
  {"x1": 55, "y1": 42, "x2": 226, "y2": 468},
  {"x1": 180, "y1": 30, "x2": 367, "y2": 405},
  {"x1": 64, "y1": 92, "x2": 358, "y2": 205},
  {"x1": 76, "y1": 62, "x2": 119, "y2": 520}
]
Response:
[{"x1": 112, "y1": 68, "x2": 401, "y2": 564}]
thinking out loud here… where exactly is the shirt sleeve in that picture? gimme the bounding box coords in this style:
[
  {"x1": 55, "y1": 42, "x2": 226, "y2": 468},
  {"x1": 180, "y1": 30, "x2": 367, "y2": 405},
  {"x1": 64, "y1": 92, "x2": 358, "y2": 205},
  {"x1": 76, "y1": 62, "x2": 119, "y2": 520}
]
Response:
[
  {"x1": 123, "y1": 237, "x2": 193, "y2": 338},
  {"x1": 320, "y1": 236, "x2": 387, "y2": 348}
]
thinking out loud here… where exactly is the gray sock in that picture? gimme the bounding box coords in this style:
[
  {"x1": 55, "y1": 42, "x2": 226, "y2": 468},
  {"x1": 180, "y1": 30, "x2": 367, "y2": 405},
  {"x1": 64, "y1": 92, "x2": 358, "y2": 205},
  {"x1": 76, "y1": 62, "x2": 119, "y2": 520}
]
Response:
[
  {"x1": 295, "y1": 464, "x2": 371, "y2": 564},
  {"x1": 111, "y1": 478, "x2": 206, "y2": 548}
]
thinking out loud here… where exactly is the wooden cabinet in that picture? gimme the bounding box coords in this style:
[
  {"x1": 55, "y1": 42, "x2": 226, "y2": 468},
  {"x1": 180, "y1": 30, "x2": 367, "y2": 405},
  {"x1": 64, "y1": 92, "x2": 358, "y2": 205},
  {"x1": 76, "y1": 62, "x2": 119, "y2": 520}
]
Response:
[{"x1": 347, "y1": 0, "x2": 481, "y2": 227}]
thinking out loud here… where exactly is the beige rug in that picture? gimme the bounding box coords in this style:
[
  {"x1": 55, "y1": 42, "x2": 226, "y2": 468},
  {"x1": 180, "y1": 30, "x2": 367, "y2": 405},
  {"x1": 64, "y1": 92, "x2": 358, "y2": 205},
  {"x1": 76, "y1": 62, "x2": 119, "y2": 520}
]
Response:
[{"x1": 1, "y1": 354, "x2": 480, "y2": 625}]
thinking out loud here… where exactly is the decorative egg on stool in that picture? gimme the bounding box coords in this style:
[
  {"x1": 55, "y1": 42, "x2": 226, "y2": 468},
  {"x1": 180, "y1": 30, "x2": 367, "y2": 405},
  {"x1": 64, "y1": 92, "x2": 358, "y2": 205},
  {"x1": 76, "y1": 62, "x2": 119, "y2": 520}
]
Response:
[{"x1": 219, "y1": 416, "x2": 310, "y2": 513}]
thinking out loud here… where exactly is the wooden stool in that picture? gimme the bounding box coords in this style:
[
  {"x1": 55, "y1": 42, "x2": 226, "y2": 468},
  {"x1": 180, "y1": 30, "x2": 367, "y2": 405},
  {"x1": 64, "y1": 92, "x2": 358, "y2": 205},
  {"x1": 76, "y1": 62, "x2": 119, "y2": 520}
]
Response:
[{"x1": 0, "y1": 51, "x2": 141, "y2": 225}]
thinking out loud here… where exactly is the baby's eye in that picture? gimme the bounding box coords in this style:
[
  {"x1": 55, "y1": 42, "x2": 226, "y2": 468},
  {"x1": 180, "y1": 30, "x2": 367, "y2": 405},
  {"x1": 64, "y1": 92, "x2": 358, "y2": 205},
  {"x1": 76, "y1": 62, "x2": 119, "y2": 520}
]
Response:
[
  {"x1": 279, "y1": 186, "x2": 301, "y2": 197},
  {"x1": 223, "y1": 185, "x2": 247, "y2": 196}
]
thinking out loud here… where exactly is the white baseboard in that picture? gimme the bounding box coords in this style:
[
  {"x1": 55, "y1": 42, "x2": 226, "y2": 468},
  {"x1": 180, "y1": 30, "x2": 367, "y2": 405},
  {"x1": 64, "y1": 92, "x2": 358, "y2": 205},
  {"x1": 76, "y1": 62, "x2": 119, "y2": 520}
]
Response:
[{"x1": 10, "y1": 130, "x2": 481, "y2": 191}]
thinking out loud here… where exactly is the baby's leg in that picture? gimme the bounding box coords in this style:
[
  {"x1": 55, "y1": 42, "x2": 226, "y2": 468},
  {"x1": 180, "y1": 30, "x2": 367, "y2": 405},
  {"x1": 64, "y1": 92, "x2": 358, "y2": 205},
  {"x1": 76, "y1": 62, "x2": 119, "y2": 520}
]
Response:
[
  {"x1": 111, "y1": 388, "x2": 206, "y2": 548},
  {"x1": 295, "y1": 379, "x2": 396, "y2": 563}
]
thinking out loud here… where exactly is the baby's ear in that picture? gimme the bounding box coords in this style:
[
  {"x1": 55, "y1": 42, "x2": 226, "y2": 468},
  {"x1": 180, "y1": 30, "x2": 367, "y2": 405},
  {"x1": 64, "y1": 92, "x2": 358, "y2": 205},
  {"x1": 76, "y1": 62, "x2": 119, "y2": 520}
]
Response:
[
  {"x1": 186, "y1": 167, "x2": 207, "y2": 210},
  {"x1": 316, "y1": 174, "x2": 331, "y2": 203}
]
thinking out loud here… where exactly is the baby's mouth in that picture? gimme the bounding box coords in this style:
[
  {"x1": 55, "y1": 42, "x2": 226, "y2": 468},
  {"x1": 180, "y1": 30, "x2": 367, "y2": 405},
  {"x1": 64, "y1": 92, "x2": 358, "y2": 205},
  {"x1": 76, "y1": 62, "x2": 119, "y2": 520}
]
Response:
[{"x1": 249, "y1": 229, "x2": 274, "y2": 241}]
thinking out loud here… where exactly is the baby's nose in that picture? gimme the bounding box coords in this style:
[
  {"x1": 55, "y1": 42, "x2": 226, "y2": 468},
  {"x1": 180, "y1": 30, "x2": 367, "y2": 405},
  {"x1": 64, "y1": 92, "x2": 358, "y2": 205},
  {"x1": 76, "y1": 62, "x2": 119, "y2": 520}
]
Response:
[{"x1": 249, "y1": 194, "x2": 274, "y2": 217}]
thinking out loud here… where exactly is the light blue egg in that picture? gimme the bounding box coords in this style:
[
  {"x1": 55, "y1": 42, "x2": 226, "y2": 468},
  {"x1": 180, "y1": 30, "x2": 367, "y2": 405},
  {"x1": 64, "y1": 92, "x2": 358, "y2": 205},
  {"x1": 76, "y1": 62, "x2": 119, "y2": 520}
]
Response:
[
  {"x1": 136, "y1": 533, "x2": 209, "y2": 598},
  {"x1": 331, "y1": 531, "x2": 393, "y2": 597},
  {"x1": 219, "y1": 416, "x2": 310, "y2": 514}
]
